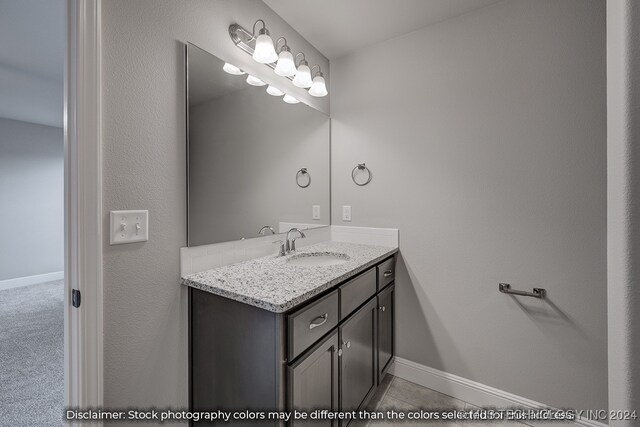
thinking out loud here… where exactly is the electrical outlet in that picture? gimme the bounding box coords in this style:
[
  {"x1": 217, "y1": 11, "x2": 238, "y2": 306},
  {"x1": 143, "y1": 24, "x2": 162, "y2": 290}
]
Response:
[
  {"x1": 110, "y1": 210, "x2": 149, "y2": 245},
  {"x1": 342, "y1": 205, "x2": 352, "y2": 222},
  {"x1": 312, "y1": 205, "x2": 321, "y2": 220}
]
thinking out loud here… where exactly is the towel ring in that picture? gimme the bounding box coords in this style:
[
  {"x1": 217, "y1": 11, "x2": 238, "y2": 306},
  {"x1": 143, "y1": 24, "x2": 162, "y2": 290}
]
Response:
[
  {"x1": 296, "y1": 168, "x2": 311, "y2": 188},
  {"x1": 352, "y1": 163, "x2": 372, "y2": 186}
]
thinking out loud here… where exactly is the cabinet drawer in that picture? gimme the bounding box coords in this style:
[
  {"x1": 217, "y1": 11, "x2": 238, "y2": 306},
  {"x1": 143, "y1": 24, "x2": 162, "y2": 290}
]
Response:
[
  {"x1": 288, "y1": 290, "x2": 339, "y2": 361},
  {"x1": 340, "y1": 268, "x2": 376, "y2": 319},
  {"x1": 377, "y1": 257, "x2": 395, "y2": 290}
]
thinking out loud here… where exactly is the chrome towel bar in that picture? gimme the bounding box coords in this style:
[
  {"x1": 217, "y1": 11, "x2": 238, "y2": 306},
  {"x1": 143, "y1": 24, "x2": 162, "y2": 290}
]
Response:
[{"x1": 499, "y1": 283, "x2": 546, "y2": 299}]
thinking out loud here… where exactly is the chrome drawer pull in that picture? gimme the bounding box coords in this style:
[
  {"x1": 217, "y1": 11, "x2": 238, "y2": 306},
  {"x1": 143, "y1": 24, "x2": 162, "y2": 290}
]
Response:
[
  {"x1": 383, "y1": 270, "x2": 393, "y2": 277},
  {"x1": 309, "y1": 313, "x2": 329, "y2": 330}
]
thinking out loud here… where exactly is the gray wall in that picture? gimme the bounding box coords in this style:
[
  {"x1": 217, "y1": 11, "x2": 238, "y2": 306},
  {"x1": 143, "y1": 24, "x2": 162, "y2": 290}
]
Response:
[
  {"x1": 100, "y1": 0, "x2": 328, "y2": 418},
  {"x1": 330, "y1": 0, "x2": 607, "y2": 412},
  {"x1": 189, "y1": 86, "x2": 330, "y2": 246},
  {"x1": 0, "y1": 117, "x2": 63, "y2": 281},
  {"x1": 607, "y1": 0, "x2": 640, "y2": 422}
]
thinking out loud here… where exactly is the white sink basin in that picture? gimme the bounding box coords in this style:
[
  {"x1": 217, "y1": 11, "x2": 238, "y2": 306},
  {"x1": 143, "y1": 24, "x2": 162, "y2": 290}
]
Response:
[{"x1": 287, "y1": 252, "x2": 350, "y2": 267}]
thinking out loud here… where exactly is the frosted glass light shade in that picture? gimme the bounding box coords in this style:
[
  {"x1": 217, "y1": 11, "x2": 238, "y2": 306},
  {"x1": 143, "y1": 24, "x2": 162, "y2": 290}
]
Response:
[
  {"x1": 246, "y1": 75, "x2": 266, "y2": 86},
  {"x1": 274, "y1": 50, "x2": 296, "y2": 77},
  {"x1": 266, "y1": 85, "x2": 285, "y2": 96},
  {"x1": 292, "y1": 63, "x2": 312, "y2": 88},
  {"x1": 283, "y1": 94, "x2": 300, "y2": 104},
  {"x1": 309, "y1": 75, "x2": 328, "y2": 97},
  {"x1": 223, "y1": 62, "x2": 245, "y2": 75},
  {"x1": 252, "y1": 32, "x2": 278, "y2": 64}
]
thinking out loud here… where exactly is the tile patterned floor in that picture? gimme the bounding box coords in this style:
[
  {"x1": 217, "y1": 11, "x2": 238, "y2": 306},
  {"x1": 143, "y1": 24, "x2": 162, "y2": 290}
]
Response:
[{"x1": 366, "y1": 375, "x2": 527, "y2": 427}]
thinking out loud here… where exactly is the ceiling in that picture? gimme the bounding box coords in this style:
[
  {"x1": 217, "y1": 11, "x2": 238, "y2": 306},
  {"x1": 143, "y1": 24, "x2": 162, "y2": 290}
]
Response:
[
  {"x1": 262, "y1": 0, "x2": 503, "y2": 59},
  {"x1": 0, "y1": 0, "x2": 65, "y2": 127}
]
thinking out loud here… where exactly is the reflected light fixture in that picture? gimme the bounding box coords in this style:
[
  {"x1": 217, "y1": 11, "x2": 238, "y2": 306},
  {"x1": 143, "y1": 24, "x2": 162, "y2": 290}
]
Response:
[
  {"x1": 292, "y1": 53, "x2": 313, "y2": 88},
  {"x1": 266, "y1": 85, "x2": 285, "y2": 96},
  {"x1": 274, "y1": 37, "x2": 296, "y2": 77},
  {"x1": 246, "y1": 75, "x2": 266, "y2": 86},
  {"x1": 222, "y1": 62, "x2": 245, "y2": 75},
  {"x1": 283, "y1": 94, "x2": 300, "y2": 104},
  {"x1": 308, "y1": 65, "x2": 328, "y2": 97},
  {"x1": 251, "y1": 20, "x2": 278, "y2": 64}
]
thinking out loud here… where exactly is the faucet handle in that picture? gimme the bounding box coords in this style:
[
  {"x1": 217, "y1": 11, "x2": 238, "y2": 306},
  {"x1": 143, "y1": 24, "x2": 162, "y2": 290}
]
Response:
[{"x1": 272, "y1": 240, "x2": 286, "y2": 257}]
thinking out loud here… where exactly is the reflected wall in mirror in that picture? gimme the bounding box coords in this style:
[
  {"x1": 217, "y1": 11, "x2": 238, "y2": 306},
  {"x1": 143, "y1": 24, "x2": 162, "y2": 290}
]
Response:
[{"x1": 187, "y1": 43, "x2": 330, "y2": 246}]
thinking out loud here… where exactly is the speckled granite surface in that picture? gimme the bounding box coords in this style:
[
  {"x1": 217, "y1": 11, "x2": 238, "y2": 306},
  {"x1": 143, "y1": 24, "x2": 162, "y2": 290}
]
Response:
[{"x1": 182, "y1": 241, "x2": 397, "y2": 313}]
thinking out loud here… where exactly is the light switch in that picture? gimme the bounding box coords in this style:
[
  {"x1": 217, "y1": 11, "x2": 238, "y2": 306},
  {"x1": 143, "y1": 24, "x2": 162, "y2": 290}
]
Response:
[
  {"x1": 342, "y1": 205, "x2": 352, "y2": 222},
  {"x1": 312, "y1": 205, "x2": 321, "y2": 220},
  {"x1": 110, "y1": 210, "x2": 149, "y2": 245}
]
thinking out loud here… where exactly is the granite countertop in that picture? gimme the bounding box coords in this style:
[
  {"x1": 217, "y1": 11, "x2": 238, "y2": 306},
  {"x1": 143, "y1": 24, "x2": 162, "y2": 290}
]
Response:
[{"x1": 181, "y1": 241, "x2": 398, "y2": 313}]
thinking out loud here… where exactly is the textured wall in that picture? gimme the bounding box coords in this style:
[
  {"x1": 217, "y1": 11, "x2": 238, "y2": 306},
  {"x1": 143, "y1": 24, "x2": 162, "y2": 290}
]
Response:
[
  {"x1": 607, "y1": 0, "x2": 640, "y2": 423},
  {"x1": 330, "y1": 0, "x2": 607, "y2": 411},
  {"x1": 0, "y1": 117, "x2": 63, "y2": 280},
  {"x1": 101, "y1": 0, "x2": 328, "y2": 419}
]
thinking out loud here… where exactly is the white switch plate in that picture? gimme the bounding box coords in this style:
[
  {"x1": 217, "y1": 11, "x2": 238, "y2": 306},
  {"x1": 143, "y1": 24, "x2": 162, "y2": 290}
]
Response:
[
  {"x1": 342, "y1": 205, "x2": 352, "y2": 222},
  {"x1": 312, "y1": 205, "x2": 321, "y2": 220},
  {"x1": 110, "y1": 210, "x2": 149, "y2": 245}
]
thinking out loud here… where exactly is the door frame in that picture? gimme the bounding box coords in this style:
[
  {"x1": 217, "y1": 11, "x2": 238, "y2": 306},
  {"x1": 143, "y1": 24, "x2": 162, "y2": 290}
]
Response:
[{"x1": 64, "y1": 0, "x2": 103, "y2": 418}]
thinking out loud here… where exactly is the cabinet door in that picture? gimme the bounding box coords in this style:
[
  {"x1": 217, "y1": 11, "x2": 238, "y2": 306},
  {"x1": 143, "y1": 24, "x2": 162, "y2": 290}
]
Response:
[
  {"x1": 339, "y1": 298, "x2": 377, "y2": 424},
  {"x1": 288, "y1": 331, "x2": 339, "y2": 426},
  {"x1": 377, "y1": 284, "x2": 394, "y2": 384}
]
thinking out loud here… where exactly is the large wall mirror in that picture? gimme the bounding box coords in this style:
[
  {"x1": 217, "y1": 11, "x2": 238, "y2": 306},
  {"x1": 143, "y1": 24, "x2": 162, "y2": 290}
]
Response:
[{"x1": 186, "y1": 43, "x2": 330, "y2": 246}]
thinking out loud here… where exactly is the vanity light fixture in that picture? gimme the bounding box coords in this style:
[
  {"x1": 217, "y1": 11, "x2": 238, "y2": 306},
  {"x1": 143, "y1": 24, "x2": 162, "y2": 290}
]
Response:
[
  {"x1": 266, "y1": 85, "x2": 285, "y2": 96},
  {"x1": 246, "y1": 75, "x2": 266, "y2": 86},
  {"x1": 222, "y1": 62, "x2": 245, "y2": 75},
  {"x1": 274, "y1": 38, "x2": 296, "y2": 77},
  {"x1": 308, "y1": 65, "x2": 328, "y2": 97},
  {"x1": 292, "y1": 53, "x2": 313, "y2": 88},
  {"x1": 250, "y1": 20, "x2": 278, "y2": 63},
  {"x1": 228, "y1": 20, "x2": 328, "y2": 96},
  {"x1": 283, "y1": 94, "x2": 300, "y2": 104}
]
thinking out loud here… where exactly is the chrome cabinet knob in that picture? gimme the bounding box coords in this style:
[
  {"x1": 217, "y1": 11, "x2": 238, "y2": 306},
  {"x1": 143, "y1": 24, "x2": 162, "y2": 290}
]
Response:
[
  {"x1": 343, "y1": 341, "x2": 351, "y2": 349},
  {"x1": 379, "y1": 306, "x2": 386, "y2": 312}
]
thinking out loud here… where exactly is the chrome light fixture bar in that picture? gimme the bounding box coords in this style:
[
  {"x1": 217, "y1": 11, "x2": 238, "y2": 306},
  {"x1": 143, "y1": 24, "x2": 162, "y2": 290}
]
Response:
[{"x1": 229, "y1": 20, "x2": 328, "y2": 97}]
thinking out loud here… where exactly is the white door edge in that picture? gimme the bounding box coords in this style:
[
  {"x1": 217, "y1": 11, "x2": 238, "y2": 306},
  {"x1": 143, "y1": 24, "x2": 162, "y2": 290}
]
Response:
[{"x1": 65, "y1": 0, "x2": 104, "y2": 422}]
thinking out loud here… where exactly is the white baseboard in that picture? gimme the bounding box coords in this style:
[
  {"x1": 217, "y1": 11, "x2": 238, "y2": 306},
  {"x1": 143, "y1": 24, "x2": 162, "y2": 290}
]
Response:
[
  {"x1": 390, "y1": 357, "x2": 607, "y2": 427},
  {"x1": 0, "y1": 271, "x2": 64, "y2": 291}
]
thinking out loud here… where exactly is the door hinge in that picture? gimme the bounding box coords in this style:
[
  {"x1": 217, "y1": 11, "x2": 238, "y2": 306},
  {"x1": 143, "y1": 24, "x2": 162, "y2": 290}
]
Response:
[{"x1": 72, "y1": 289, "x2": 81, "y2": 308}]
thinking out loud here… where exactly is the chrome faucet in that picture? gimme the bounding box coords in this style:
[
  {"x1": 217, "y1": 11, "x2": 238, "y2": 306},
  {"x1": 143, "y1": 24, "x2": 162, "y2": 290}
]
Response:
[
  {"x1": 286, "y1": 228, "x2": 306, "y2": 253},
  {"x1": 258, "y1": 225, "x2": 275, "y2": 235}
]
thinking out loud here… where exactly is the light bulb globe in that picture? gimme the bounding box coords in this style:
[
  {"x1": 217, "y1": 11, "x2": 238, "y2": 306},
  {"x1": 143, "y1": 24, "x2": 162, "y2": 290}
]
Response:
[
  {"x1": 292, "y1": 63, "x2": 312, "y2": 88},
  {"x1": 223, "y1": 62, "x2": 245, "y2": 75},
  {"x1": 309, "y1": 74, "x2": 328, "y2": 97},
  {"x1": 274, "y1": 50, "x2": 296, "y2": 77},
  {"x1": 246, "y1": 75, "x2": 266, "y2": 86},
  {"x1": 283, "y1": 94, "x2": 300, "y2": 104},
  {"x1": 252, "y1": 32, "x2": 278, "y2": 64},
  {"x1": 266, "y1": 85, "x2": 285, "y2": 96}
]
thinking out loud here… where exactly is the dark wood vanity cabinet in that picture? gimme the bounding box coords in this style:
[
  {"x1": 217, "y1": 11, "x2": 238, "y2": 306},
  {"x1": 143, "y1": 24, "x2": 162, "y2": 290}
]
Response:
[
  {"x1": 376, "y1": 283, "x2": 394, "y2": 383},
  {"x1": 189, "y1": 255, "x2": 396, "y2": 427},
  {"x1": 339, "y1": 298, "x2": 377, "y2": 419},
  {"x1": 288, "y1": 331, "x2": 340, "y2": 426}
]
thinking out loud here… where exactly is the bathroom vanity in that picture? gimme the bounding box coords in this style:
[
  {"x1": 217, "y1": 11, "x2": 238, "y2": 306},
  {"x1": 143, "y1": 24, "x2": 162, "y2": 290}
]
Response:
[
  {"x1": 183, "y1": 242, "x2": 397, "y2": 426},
  {"x1": 183, "y1": 43, "x2": 396, "y2": 426}
]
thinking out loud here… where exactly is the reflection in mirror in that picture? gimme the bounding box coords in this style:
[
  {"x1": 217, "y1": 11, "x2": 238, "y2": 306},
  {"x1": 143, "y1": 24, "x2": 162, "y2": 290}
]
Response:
[{"x1": 187, "y1": 43, "x2": 330, "y2": 247}]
